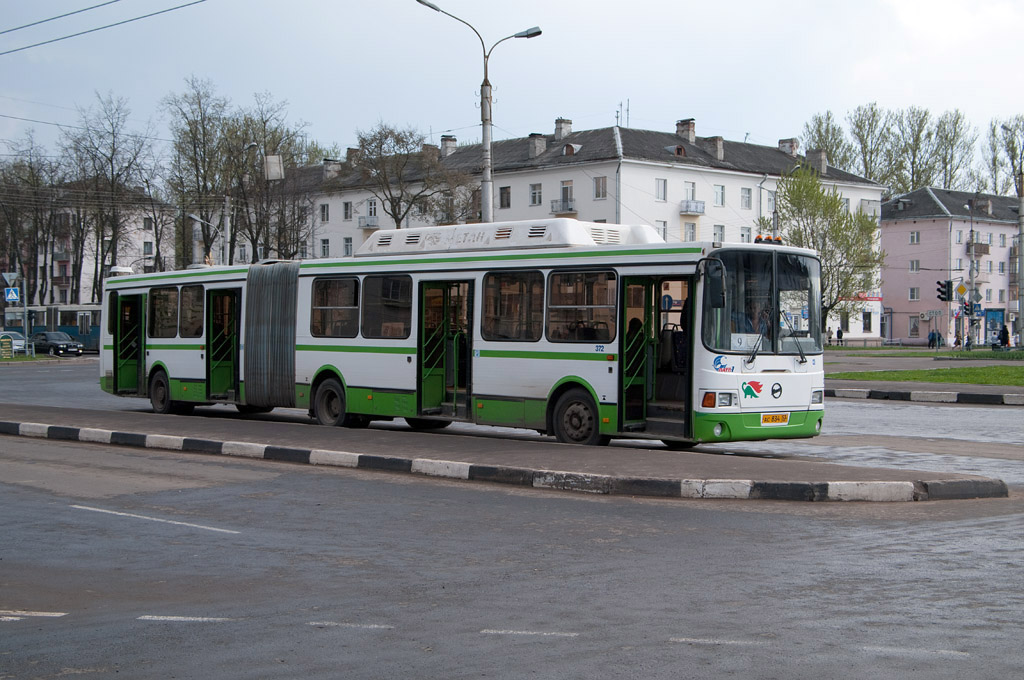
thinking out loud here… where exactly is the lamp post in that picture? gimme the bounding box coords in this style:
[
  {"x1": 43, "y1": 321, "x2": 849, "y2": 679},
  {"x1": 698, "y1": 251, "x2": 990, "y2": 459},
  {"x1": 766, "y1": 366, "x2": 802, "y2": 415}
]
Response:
[
  {"x1": 416, "y1": 0, "x2": 540, "y2": 223},
  {"x1": 187, "y1": 213, "x2": 223, "y2": 265},
  {"x1": 1000, "y1": 124, "x2": 1024, "y2": 345}
]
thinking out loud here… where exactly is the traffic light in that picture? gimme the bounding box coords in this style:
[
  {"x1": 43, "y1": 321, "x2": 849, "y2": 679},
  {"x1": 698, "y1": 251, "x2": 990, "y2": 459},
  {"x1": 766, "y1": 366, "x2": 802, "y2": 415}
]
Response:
[
  {"x1": 964, "y1": 301, "x2": 972, "y2": 315},
  {"x1": 936, "y1": 279, "x2": 952, "y2": 302}
]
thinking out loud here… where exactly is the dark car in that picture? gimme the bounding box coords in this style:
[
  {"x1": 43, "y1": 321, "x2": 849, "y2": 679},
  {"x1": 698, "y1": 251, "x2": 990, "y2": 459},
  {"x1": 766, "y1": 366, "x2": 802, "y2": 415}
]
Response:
[{"x1": 32, "y1": 331, "x2": 84, "y2": 356}]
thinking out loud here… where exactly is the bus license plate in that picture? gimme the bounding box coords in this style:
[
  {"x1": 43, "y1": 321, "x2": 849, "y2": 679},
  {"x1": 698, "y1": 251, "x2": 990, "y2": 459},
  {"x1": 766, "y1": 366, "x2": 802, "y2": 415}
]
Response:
[{"x1": 761, "y1": 412, "x2": 790, "y2": 426}]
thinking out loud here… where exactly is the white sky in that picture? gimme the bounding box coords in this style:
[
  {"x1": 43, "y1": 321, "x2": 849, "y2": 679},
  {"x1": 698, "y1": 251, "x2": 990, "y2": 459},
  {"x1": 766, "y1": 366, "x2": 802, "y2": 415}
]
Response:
[{"x1": 2, "y1": 0, "x2": 1023, "y2": 160}]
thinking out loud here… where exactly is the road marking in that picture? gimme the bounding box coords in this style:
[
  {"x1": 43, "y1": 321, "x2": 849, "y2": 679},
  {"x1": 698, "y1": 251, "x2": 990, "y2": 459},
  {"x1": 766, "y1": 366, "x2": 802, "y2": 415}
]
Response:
[
  {"x1": 670, "y1": 637, "x2": 769, "y2": 646},
  {"x1": 861, "y1": 645, "x2": 970, "y2": 658},
  {"x1": 138, "y1": 615, "x2": 235, "y2": 622},
  {"x1": 480, "y1": 629, "x2": 579, "y2": 638},
  {"x1": 71, "y1": 505, "x2": 240, "y2": 535},
  {"x1": 0, "y1": 610, "x2": 68, "y2": 618},
  {"x1": 308, "y1": 621, "x2": 395, "y2": 630}
]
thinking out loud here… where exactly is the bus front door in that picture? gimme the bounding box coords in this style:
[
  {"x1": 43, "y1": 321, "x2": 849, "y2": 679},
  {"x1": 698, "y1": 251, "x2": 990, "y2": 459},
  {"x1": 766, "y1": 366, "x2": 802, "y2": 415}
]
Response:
[
  {"x1": 419, "y1": 281, "x2": 472, "y2": 419},
  {"x1": 114, "y1": 294, "x2": 145, "y2": 395},
  {"x1": 207, "y1": 289, "x2": 240, "y2": 401},
  {"x1": 621, "y1": 277, "x2": 691, "y2": 438}
]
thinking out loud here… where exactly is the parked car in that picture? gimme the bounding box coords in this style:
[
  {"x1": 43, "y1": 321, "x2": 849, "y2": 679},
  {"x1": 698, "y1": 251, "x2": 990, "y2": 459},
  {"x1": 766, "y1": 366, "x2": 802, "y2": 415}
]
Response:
[
  {"x1": 32, "y1": 331, "x2": 84, "y2": 356},
  {"x1": 1, "y1": 330, "x2": 27, "y2": 353}
]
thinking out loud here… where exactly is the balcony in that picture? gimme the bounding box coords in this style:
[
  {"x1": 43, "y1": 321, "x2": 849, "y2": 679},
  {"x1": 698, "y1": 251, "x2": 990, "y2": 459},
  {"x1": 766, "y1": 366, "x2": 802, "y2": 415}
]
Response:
[
  {"x1": 679, "y1": 199, "x2": 706, "y2": 215},
  {"x1": 550, "y1": 198, "x2": 576, "y2": 215},
  {"x1": 51, "y1": 275, "x2": 72, "y2": 287},
  {"x1": 52, "y1": 250, "x2": 71, "y2": 262},
  {"x1": 358, "y1": 216, "x2": 379, "y2": 229},
  {"x1": 967, "y1": 242, "x2": 990, "y2": 256}
]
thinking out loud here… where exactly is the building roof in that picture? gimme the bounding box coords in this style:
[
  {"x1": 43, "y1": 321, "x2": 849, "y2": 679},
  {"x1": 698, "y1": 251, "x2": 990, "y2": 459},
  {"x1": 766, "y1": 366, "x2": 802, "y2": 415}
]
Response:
[{"x1": 881, "y1": 187, "x2": 1022, "y2": 224}]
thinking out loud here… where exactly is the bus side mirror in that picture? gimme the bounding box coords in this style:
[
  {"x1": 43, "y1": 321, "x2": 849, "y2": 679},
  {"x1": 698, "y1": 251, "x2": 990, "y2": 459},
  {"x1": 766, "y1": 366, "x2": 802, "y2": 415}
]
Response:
[{"x1": 705, "y1": 259, "x2": 726, "y2": 309}]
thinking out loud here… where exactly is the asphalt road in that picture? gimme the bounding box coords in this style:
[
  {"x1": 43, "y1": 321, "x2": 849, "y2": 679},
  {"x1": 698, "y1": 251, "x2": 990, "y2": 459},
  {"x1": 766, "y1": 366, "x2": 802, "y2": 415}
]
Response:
[{"x1": 3, "y1": 435, "x2": 1023, "y2": 680}]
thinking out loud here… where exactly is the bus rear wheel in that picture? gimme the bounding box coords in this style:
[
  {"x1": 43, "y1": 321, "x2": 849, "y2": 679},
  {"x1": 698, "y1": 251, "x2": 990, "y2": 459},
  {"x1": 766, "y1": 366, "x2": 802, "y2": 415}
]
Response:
[
  {"x1": 552, "y1": 388, "x2": 610, "y2": 446},
  {"x1": 313, "y1": 378, "x2": 346, "y2": 427},
  {"x1": 150, "y1": 371, "x2": 173, "y2": 415}
]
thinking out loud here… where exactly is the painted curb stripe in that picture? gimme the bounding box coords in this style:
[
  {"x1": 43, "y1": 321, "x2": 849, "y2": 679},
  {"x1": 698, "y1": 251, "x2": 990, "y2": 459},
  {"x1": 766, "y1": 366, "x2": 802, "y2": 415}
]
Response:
[
  {"x1": 3, "y1": 420, "x2": 1010, "y2": 502},
  {"x1": 825, "y1": 388, "x2": 1021, "y2": 406}
]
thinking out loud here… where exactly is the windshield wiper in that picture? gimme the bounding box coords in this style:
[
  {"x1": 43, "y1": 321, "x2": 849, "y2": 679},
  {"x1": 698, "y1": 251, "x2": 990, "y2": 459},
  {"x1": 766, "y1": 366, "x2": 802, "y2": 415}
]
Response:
[
  {"x1": 779, "y1": 308, "x2": 808, "y2": 364},
  {"x1": 745, "y1": 305, "x2": 772, "y2": 365}
]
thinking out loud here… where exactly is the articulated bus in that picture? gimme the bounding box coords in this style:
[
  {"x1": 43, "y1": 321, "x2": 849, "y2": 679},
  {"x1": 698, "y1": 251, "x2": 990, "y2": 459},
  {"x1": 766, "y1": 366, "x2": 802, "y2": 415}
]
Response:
[{"x1": 99, "y1": 218, "x2": 824, "y2": 447}]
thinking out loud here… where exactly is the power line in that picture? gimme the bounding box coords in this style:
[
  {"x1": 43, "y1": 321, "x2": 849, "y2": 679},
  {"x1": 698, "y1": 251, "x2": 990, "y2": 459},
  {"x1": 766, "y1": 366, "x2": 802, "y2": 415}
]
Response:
[
  {"x1": 0, "y1": 0, "x2": 207, "y2": 57},
  {"x1": 0, "y1": 0, "x2": 126, "y2": 36},
  {"x1": 0, "y1": 113, "x2": 173, "y2": 143}
]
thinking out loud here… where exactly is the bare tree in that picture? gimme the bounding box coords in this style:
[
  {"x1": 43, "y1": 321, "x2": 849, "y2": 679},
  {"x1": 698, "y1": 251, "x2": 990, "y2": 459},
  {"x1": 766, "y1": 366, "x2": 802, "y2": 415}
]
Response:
[
  {"x1": 887, "y1": 106, "x2": 938, "y2": 194},
  {"x1": 978, "y1": 121, "x2": 1012, "y2": 194},
  {"x1": 933, "y1": 109, "x2": 976, "y2": 191},
  {"x1": 801, "y1": 111, "x2": 854, "y2": 172},
  {"x1": 847, "y1": 102, "x2": 892, "y2": 183},
  {"x1": 998, "y1": 115, "x2": 1024, "y2": 197}
]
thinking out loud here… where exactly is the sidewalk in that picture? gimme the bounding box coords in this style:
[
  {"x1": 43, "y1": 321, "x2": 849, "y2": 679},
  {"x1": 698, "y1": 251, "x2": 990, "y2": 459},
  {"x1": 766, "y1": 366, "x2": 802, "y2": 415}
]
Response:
[{"x1": 0, "y1": 404, "x2": 1009, "y2": 504}]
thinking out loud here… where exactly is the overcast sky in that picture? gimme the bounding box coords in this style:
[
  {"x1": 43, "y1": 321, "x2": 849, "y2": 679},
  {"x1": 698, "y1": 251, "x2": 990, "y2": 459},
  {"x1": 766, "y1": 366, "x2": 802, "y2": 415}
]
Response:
[{"x1": 3, "y1": 0, "x2": 1023, "y2": 161}]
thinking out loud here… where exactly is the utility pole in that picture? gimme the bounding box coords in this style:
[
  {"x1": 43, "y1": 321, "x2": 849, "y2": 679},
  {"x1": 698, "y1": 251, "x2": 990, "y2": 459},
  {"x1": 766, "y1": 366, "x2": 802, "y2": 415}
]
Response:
[{"x1": 1016, "y1": 170, "x2": 1024, "y2": 346}]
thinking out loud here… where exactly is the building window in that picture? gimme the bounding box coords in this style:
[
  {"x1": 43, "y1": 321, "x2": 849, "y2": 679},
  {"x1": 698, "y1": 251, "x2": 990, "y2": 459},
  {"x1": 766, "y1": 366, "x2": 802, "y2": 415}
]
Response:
[
  {"x1": 59, "y1": 289, "x2": 68, "y2": 303},
  {"x1": 655, "y1": 220, "x2": 668, "y2": 239},
  {"x1": 987, "y1": 233, "x2": 993, "y2": 245},
  {"x1": 767, "y1": 193, "x2": 776, "y2": 213},
  {"x1": 862, "y1": 310, "x2": 872, "y2": 333},
  {"x1": 713, "y1": 224, "x2": 725, "y2": 241},
  {"x1": 684, "y1": 182, "x2": 696, "y2": 201},
  {"x1": 594, "y1": 176, "x2": 607, "y2": 200},
  {"x1": 299, "y1": 243, "x2": 308, "y2": 259},
  {"x1": 985, "y1": 289, "x2": 992, "y2": 302},
  {"x1": 955, "y1": 258, "x2": 963, "y2": 271},
  {"x1": 684, "y1": 222, "x2": 696, "y2": 241},
  {"x1": 343, "y1": 202, "x2": 353, "y2": 220},
  {"x1": 143, "y1": 241, "x2": 153, "y2": 256},
  {"x1": 367, "y1": 199, "x2": 377, "y2": 217},
  {"x1": 908, "y1": 316, "x2": 920, "y2": 337},
  {"x1": 840, "y1": 312, "x2": 850, "y2": 332},
  {"x1": 655, "y1": 178, "x2": 667, "y2": 202},
  {"x1": 956, "y1": 230, "x2": 963, "y2": 244},
  {"x1": 714, "y1": 185, "x2": 725, "y2": 207},
  {"x1": 909, "y1": 287, "x2": 920, "y2": 301},
  {"x1": 499, "y1": 186, "x2": 511, "y2": 209},
  {"x1": 320, "y1": 204, "x2": 329, "y2": 222},
  {"x1": 530, "y1": 184, "x2": 542, "y2": 206},
  {"x1": 740, "y1": 226, "x2": 752, "y2": 243},
  {"x1": 343, "y1": 237, "x2": 353, "y2": 257},
  {"x1": 320, "y1": 239, "x2": 330, "y2": 258},
  {"x1": 1000, "y1": 233, "x2": 1007, "y2": 247},
  {"x1": 999, "y1": 289, "x2": 1006, "y2": 303},
  {"x1": 143, "y1": 217, "x2": 153, "y2": 231},
  {"x1": 909, "y1": 231, "x2": 920, "y2": 244},
  {"x1": 740, "y1": 187, "x2": 752, "y2": 210},
  {"x1": 999, "y1": 261, "x2": 1006, "y2": 274},
  {"x1": 239, "y1": 245, "x2": 247, "y2": 262},
  {"x1": 841, "y1": 197, "x2": 850, "y2": 212},
  {"x1": 909, "y1": 259, "x2": 920, "y2": 273},
  {"x1": 987, "y1": 260, "x2": 993, "y2": 274}
]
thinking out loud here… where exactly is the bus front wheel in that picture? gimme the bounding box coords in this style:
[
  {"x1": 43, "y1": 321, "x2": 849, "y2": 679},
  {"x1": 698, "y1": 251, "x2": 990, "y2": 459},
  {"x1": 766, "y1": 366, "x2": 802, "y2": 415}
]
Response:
[
  {"x1": 552, "y1": 388, "x2": 610, "y2": 446},
  {"x1": 313, "y1": 378, "x2": 346, "y2": 427},
  {"x1": 150, "y1": 372, "x2": 173, "y2": 415}
]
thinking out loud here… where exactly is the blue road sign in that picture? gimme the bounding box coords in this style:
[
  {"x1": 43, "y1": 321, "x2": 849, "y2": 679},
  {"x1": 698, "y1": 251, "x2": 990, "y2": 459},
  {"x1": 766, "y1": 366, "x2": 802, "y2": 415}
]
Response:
[{"x1": 4, "y1": 287, "x2": 20, "y2": 303}]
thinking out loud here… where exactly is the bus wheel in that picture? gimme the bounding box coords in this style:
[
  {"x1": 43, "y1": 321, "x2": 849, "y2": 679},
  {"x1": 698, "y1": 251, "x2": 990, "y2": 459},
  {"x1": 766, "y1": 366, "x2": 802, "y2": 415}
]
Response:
[
  {"x1": 149, "y1": 372, "x2": 173, "y2": 415},
  {"x1": 313, "y1": 378, "x2": 346, "y2": 426},
  {"x1": 236, "y1": 404, "x2": 274, "y2": 415},
  {"x1": 553, "y1": 388, "x2": 610, "y2": 446},
  {"x1": 662, "y1": 439, "x2": 697, "y2": 450},
  {"x1": 405, "y1": 417, "x2": 451, "y2": 431}
]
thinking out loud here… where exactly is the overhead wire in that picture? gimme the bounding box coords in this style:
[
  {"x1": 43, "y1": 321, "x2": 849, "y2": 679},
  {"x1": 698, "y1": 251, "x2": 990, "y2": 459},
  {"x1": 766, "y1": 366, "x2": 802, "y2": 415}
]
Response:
[{"x1": 0, "y1": 0, "x2": 126, "y2": 36}]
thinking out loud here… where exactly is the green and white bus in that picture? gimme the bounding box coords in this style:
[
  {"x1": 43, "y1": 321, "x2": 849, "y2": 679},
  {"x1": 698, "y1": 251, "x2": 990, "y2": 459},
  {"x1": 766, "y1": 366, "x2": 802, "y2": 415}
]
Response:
[{"x1": 100, "y1": 218, "x2": 824, "y2": 447}]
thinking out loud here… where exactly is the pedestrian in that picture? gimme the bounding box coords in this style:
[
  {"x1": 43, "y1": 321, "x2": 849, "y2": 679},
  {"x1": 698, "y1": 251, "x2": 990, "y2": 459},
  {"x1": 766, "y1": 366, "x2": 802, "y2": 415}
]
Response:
[
  {"x1": 927, "y1": 330, "x2": 935, "y2": 349},
  {"x1": 954, "y1": 332, "x2": 961, "y2": 348},
  {"x1": 836, "y1": 327, "x2": 843, "y2": 346},
  {"x1": 965, "y1": 333, "x2": 972, "y2": 351},
  {"x1": 999, "y1": 324, "x2": 1010, "y2": 348},
  {"x1": 827, "y1": 327, "x2": 833, "y2": 346}
]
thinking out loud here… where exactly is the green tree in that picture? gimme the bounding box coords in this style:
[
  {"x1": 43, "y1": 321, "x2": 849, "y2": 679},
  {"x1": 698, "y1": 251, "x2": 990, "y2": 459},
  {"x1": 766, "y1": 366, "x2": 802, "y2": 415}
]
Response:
[
  {"x1": 933, "y1": 109, "x2": 976, "y2": 191},
  {"x1": 888, "y1": 106, "x2": 938, "y2": 194},
  {"x1": 801, "y1": 111, "x2": 854, "y2": 172},
  {"x1": 773, "y1": 165, "x2": 885, "y2": 326},
  {"x1": 846, "y1": 102, "x2": 892, "y2": 183}
]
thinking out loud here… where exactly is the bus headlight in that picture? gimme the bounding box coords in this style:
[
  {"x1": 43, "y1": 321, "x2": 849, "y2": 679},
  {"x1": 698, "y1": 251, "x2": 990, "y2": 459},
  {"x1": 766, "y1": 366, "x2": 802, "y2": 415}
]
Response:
[
  {"x1": 717, "y1": 392, "x2": 734, "y2": 407},
  {"x1": 811, "y1": 390, "x2": 823, "y2": 404}
]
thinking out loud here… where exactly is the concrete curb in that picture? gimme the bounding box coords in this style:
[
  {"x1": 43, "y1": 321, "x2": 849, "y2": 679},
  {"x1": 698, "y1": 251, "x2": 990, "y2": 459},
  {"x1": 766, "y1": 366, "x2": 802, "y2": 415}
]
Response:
[
  {"x1": 1, "y1": 420, "x2": 1009, "y2": 503},
  {"x1": 825, "y1": 388, "x2": 1023, "y2": 406}
]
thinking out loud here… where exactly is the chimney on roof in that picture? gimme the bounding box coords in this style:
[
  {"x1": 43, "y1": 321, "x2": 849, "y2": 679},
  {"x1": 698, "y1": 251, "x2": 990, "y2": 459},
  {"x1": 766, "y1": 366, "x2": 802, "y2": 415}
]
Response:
[
  {"x1": 554, "y1": 118, "x2": 572, "y2": 140},
  {"x1": 676, "y1": 118, "x2": 695, "y2": 144},
  {"x1": 346, "y1": 147, "x2": 359, "y2": 163},
  {"x1": 778, "y1": 138, "x2": 800, "y2": 157},
  {"x1": 322, "y1": 159, "x2": 343, "y2": 179},
  {"x1": 706, "y1": 136, "x2": 724, "y2": 162},
  {"x1": 422, "y1": 143, "x2": 439, "y2": 161},
  {"x1": 440, "y1": 135, "x2": 457, "y2": 157},
  {"x1": 807, "y1": 148, "x2": 828, "y2": 174},
  {"x1": 528, "y1": 133, "x2": 546, "y2": 158}
]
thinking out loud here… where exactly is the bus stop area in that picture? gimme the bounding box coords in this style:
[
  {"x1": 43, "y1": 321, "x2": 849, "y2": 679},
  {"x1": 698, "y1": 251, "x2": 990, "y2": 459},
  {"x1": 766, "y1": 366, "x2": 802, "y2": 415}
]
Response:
[{"x1": 0, "y1": 402, "x2": 1008, "y2": 503}]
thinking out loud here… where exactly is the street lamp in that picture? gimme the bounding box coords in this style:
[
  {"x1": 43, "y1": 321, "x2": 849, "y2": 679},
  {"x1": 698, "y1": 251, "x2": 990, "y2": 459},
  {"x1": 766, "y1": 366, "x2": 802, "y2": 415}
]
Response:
[
  {"x1": 416, "y1": 0, "x2": 541, "y2": 223},
  {"x1": 187, "y1": 213, "x2": 223, "y2": 265}
]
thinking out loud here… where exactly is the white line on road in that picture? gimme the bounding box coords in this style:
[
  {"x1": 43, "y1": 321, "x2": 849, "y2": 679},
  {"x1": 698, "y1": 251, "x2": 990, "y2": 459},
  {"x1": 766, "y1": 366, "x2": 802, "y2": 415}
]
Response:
[
  {"x1": 670, "y1": 637, "x2": 769, "y2": 646},
  {"x1": 480, "y1": 629, "x2": 579, "y2": 638},
  {"x1": 0, "y1": 610, "x2": 67, "y2": 618},
  {"x1": 71, "y1": 505, "x2": 240, "y2": 535},
  {"x1": 138, "y1": 615, "x2": 235, "y2": 622},
  {"x1": 308, "y1": 622, "x2": 395, "y2": 630},
  {"x1": 861, "y1": 645, "x2": 970, "y2": 658}
]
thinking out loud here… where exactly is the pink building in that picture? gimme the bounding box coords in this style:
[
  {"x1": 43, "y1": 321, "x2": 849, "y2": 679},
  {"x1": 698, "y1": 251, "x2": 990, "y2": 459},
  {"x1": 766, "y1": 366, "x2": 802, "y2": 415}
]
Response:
[{"x1": 881, "y1": 188, "x2": 1020, "y2": 346}]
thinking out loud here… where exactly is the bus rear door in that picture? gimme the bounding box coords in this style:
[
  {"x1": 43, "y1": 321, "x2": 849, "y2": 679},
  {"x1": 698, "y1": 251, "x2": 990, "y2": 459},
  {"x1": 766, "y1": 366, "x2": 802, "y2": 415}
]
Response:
[
  {"x1": 419, "y1": 281, "x2": 472, "y2": 419},
  {"x1": 206, "y1": 289, "x2": 240, "y2": 401}
]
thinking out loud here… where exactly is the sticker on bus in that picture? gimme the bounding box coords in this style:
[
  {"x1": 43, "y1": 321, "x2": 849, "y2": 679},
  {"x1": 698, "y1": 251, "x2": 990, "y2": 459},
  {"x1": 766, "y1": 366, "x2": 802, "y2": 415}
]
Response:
[{"x1": 760, "y1": 412, "x2": 790, "y2": 426}]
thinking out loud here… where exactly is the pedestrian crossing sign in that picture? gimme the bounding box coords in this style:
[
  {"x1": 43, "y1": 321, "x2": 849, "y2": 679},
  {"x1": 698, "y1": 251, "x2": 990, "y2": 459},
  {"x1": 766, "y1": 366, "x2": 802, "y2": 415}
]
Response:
[{"x1": 4, "y1": 287, "x2": 19, "y2": 303}]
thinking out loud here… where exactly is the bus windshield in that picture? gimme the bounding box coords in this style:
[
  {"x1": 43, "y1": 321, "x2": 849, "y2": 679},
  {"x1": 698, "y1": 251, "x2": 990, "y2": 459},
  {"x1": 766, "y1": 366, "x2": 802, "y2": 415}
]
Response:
[{"x1": 702, "y1": 250, "x2": 822, "y2": 356}]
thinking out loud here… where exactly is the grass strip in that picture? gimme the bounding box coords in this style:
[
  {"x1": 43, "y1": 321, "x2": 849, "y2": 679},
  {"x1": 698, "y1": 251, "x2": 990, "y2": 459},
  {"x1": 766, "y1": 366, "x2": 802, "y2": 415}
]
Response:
[{"x1": 828, "y1": 365, "x2": 1024, "y2": 387}]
